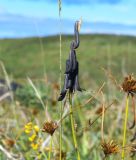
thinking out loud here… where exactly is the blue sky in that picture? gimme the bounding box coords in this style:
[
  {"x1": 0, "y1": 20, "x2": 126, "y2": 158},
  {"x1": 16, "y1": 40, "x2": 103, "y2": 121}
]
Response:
[{"x1": 0, "y1": 0, "x2": 136, "y2": 38}]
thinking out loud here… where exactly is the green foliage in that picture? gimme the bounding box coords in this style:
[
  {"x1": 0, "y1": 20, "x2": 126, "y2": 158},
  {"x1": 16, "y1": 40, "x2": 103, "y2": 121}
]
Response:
[
  {"x1": 15, "y1": 83, "x2": 47, "y2": 107},
  {"x1": 0, "y1": 34, "x2": 135, "y2": 84},
  {"x1": 0, "y1": 34, "x2": 136, "y2": 159}
]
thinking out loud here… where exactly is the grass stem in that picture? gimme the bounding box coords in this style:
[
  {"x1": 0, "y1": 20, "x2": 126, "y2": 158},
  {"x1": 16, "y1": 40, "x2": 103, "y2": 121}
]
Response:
[
  {"x1": 101, "y1": 91, "x2": 105, "y2": 142},
  {"x1": 58, "y1": 0, "x2": 62, "y2": 159},
  {"x1": 69, "y1": 93, "x2": 81, "y2": 160},
  {"x1": 48, "y1": 136, "x2": 52, "y2": 160},
  {"x1": 121, "y1": 95, "x2": 129, "y2": 160},
  {"x1": 59, "y1": 103, "x2": 63, "y2": 160}
]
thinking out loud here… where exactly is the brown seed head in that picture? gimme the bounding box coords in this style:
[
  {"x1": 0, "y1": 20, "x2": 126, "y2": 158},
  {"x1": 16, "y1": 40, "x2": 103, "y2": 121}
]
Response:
[
  {"x1": 122, "y1": 74, "x2": 136, "y2": 95},
  {"x1": 42, "y1": 121, "x2": 58, "y2": 136},
  {"x1": 101, "y1": 140, "x2": 119, "y2": 157}
]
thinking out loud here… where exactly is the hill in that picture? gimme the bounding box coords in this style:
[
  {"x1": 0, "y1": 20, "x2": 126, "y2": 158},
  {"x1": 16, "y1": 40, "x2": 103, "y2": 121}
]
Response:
[{"x1": 0, "y1": 34, "x2": 136, "y2": 87}]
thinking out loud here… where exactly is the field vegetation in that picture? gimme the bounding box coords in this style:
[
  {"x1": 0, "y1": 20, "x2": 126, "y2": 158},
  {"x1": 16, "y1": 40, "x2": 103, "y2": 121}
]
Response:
[{"x1": 0, "y1": 34, "x2": 136, "y2": 160}]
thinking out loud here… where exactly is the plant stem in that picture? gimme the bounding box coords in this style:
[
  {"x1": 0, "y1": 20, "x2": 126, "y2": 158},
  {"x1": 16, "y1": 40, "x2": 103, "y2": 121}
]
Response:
[
  {"x1": 101, "y1": 91, "x2": 105, "y2": 142},
  {"x1": 101, "y1": 104, "x2": 105, "y2": 142},
  {"x1": 59, "y1": 103, "x2": 63, "y2": 160},
  {"x1": 48, "y1": 136, "x2": 52, "y2": 160},
  {"x1": 69, "y1": 93, "x2": 81, "y2": 160},
  {"x1": 42, "y1": 151, "x2": 48, "y2": 159},
  {"x1": 121, "y1": 95, "x2": 129, "y2": 160},
  {"x1": 58, "y1": 0, "x2": 62, "y2": 159}
]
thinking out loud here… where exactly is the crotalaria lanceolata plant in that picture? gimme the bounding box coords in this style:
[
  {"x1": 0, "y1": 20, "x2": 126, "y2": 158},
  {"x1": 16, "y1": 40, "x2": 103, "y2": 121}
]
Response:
[{"x1": 58, "y1": 20, "x2": 83, "y2": 101}]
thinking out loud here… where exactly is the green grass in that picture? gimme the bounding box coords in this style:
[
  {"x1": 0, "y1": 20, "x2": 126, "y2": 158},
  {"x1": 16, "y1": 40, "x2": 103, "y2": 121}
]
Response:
[
  {"x1": 0, "y1": 34, "x2": 136, "y2": 84},
  {"x1": 0, "y1": 34, "x2": 136, "y2": 160}
]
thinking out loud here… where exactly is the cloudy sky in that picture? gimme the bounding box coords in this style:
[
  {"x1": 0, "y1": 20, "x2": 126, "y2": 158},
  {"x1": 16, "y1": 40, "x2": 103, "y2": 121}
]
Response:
[{"x1": 0, "y1": 0, "x2": 136, "y2": 38}]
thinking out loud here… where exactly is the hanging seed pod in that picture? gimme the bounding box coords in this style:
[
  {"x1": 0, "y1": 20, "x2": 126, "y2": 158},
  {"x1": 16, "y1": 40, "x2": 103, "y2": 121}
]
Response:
[{"x1": 58, "y1": 20, "x2": 83, "y2": 101}]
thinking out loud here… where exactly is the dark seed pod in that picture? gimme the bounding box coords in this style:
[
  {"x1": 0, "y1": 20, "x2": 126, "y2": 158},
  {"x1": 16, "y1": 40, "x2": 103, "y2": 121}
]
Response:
[{"x1": 58, "y1": 21, "x2": 83, "y2": 101}]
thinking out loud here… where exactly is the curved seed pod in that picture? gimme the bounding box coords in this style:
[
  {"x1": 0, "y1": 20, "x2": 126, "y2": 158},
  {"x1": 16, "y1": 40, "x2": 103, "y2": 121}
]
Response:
[{"x1": 58, "y1": 20, "x2": 83, "y2": 101}]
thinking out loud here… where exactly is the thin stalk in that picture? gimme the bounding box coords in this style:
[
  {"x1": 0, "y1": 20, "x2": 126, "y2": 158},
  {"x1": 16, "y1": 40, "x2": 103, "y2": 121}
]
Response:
[
  {"x1": 69, "y1": 93, "x2": 81, "y2": 160},
  {"x1": 27, "y1": 77, "x2": 46, "y2": 111},
  {"x1": 59, "y1": 103, "x2": 63, "y2": 160},
  {"x1": 58, "y1": 1, "x2": 62, "y2": 160},
  {"x1": 121, "y1": 95, "x2": 129, "y2": 160},
  {"x1": 33, "y1": 21, "x2": 47, "y2": 78},
  {"x1": 42, "y1": 151, "x2": 48, "y2": 160},
  {"x1": 48, "y1": 136, "x2": 52, "y2": 160},
  {"x1": 101, "y1": 92, "x2": 105, "y2": 142}
]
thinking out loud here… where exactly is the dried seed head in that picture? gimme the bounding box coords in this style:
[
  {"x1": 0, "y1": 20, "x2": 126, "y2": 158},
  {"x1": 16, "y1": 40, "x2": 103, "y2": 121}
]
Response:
[
  {"x1": 42, "y1": 121, "x2": 58, "y2": 136},
  {"x1": 101, "y1": 140, "x2": 119, "y2": 157},
  {"x1": 122, "y1": 74, "x2": 136, "y2": 95}
]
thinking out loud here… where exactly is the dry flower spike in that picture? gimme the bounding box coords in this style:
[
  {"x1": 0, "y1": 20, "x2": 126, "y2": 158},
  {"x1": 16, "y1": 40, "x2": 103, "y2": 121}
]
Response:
[
  {"x1": 122, "y1": 74, "x2": 136, "y2": 129},
  {"x1": 42, "y1": 121, "x2": 58, "y2": 136},
  {"x1": 122, "y1": 74, "x2": 136, "y2": 95},
  {"x1": 101, "y1": 140, "x2": 119, "y2": 157}
]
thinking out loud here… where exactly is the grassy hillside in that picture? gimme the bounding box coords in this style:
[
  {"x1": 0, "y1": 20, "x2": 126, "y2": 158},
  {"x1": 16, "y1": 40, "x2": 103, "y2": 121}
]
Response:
[{"x1": 0, "y1": 34, "x2": 136, "y2": 86}]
